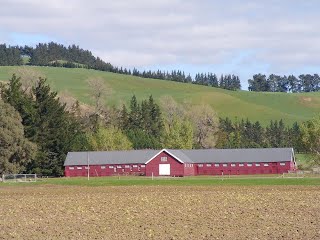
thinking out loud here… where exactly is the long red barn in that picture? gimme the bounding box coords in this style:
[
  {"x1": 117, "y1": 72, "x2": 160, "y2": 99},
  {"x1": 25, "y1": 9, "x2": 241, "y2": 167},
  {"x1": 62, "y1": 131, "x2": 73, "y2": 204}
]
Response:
[{"x1": 64, "y1": 148, "x2": 296, "y2": 177}]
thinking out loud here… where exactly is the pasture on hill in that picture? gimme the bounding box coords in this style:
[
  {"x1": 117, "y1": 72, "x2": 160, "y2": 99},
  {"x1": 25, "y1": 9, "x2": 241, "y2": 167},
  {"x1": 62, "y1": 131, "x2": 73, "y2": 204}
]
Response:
[{"x1": 1, "y1": 66, "x2": 320, "y2": 125}]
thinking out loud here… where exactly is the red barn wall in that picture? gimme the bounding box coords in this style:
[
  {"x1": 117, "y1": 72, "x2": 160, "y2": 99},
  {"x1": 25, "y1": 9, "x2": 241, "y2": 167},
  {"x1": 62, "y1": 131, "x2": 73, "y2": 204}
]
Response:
[
  {"x1": 145, "y1": 151, "x2": 184, "y2": 176},
  {"x1": 65, "y1": 164, "x2": 146, "y2": 177},
  {"x1": 195, "y1": 161, "x2": 293, "y2": 175},
  {"x1": 184, "y1": 163, "x2": 196, "y2": 176}
]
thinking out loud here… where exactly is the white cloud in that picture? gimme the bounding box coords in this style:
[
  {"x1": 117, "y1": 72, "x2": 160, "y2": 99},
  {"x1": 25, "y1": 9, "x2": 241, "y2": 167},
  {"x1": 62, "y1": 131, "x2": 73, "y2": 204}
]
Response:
[{"x1": 0, "y1": 0, "x2": 320, "y2": 75}]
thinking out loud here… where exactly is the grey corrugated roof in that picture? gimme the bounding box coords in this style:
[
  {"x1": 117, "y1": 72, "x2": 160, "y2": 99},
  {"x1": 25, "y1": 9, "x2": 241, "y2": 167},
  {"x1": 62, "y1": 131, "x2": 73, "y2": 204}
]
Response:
[
  {"x1": 166, "y1": 149, "x2": 193, "y2": 163},
  {"x1": 64, "y1": 148, "x2": 294, "y2": 166},
  {"x1": 180, "y1": 148, "x2": 294, "y2": 163},
  {"x1": 64, "y1": 150, "x2": 159, "y2": 166}
]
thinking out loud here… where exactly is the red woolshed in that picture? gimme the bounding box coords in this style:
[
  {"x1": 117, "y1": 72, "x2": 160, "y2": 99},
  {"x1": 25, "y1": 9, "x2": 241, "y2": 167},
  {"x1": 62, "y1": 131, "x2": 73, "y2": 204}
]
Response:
[{"x1": 64, "y1": 148, "x2": 296, "y2": 177}]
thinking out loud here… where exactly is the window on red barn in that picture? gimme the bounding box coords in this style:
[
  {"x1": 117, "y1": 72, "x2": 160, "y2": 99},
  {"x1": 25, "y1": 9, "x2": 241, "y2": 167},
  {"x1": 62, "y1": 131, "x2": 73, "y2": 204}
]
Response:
[{"x1": 161, "y1": 157, "x2": 168, "y2": 162}]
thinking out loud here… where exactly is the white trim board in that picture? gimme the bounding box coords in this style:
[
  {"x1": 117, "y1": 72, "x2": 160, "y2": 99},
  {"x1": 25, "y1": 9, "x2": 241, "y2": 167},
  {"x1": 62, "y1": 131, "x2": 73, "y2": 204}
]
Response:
[{"x1": 144, "y1": 149, "x2": 184, "y2": 164}]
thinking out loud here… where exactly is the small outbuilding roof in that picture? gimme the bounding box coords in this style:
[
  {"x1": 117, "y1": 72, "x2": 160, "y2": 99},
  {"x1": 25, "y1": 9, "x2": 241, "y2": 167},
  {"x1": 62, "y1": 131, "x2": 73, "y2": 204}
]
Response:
[{"x1": 64, "y1": 148, "x2": 294, "y2": 166}]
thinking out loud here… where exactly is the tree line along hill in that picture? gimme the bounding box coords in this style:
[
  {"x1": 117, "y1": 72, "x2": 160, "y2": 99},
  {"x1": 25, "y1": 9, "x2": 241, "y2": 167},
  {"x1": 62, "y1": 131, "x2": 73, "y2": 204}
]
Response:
[{"x1": 2, "y1": 42, "x2": 320, "y2": 92}]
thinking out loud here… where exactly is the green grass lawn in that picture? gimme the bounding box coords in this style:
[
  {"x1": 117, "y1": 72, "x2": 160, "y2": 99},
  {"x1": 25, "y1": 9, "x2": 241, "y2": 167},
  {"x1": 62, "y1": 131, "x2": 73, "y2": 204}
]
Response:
[
  {"x1": 2, "y1": 176, "x2": 320, "y2": 187},
  {"x1": 1, "y1": 66, "x2": 320, "y2": 125}
]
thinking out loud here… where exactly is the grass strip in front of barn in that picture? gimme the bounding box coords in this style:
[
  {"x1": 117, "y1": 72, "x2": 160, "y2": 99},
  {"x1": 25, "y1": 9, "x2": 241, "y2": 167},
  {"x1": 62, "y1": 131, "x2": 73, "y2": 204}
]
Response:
[{"x1": 1, "y1": 175, "x2": 320, "y2": 187}]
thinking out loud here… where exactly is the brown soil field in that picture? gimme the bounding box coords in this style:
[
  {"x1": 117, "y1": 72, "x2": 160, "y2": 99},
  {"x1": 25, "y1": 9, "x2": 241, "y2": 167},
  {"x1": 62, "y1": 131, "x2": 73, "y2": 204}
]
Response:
[{"x1": 0, "y1": 185, "x2": 319, "y2": 240}]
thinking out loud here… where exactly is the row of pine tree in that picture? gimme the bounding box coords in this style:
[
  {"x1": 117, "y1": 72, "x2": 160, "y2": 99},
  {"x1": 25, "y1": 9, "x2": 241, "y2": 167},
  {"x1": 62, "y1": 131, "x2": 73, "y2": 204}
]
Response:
[
  {"x1": 0, "y1": 43, "x2": 242, "y2": 90},
  {"x1": 3, "y1": 42, "x2": 319, "y2": 92},
  {"x1": 248, "y1": 73, "x2": 320, "y2": 93},
  {"x1": 218, "y1": 118, "x2": 303, "y2": 152}
]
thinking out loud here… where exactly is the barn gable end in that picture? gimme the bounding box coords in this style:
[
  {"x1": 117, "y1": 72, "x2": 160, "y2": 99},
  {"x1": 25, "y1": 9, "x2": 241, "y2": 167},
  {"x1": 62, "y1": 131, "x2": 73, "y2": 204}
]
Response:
[{"x1": 145, "y1": 150, "x2": 187, "y2": 177}]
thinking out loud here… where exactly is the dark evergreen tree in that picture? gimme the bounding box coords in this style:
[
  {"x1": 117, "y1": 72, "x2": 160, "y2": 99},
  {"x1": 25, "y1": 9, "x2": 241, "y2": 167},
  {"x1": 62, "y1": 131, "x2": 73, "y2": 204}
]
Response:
[
  {"x1": 248, "y1": 74, "x2": 269, "y2": 91},
  {"x1": 28, "y1": 78, "x2": 83, "y2": 175},
  {"x1": 128, "y1": 95, "x2": 141, "y2": 129},
  {"x1": 0, "y1": 44, "x2": 23, "y2": 66},
  {"x1": 1, "y1": 75, "x2": 83, "y2": 176},
  {"x1": 120, "y1": 95, "x2": 164, "y2": 149},
  {"x1": 120, "y1": 104, "x2": 129, "y2": 129}
]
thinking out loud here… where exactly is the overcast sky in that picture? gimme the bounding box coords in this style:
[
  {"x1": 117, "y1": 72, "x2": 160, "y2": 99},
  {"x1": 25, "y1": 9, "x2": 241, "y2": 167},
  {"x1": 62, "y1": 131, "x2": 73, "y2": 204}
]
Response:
[{"x1": 1, "y1": 0, "x2": 319, "y2": 89}]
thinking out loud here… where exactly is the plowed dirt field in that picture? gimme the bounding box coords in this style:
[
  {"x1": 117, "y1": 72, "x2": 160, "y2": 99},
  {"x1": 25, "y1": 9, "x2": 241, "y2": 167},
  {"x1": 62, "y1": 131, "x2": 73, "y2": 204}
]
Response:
[{"x1": 0, "y1": 185, "x2": 319, "y2": 239}]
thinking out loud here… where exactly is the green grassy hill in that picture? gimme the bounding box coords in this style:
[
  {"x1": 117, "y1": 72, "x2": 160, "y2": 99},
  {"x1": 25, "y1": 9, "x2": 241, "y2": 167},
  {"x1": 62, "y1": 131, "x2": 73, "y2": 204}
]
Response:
[{"x1": 1, "y1": 66, "x2": 320, "y2": 125}]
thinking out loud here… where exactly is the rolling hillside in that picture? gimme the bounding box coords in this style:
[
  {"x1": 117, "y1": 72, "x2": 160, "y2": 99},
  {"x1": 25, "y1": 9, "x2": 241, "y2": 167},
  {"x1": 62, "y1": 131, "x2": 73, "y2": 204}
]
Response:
[{"x1": 1, "y1": 66, "x2": 320, "y2": 125}]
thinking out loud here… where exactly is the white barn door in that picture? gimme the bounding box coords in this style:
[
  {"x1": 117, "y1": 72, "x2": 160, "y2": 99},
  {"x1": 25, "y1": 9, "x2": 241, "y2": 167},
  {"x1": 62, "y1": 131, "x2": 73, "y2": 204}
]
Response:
[{"x1": 159, "y1": 164, "x2": 170, "y2": 176}]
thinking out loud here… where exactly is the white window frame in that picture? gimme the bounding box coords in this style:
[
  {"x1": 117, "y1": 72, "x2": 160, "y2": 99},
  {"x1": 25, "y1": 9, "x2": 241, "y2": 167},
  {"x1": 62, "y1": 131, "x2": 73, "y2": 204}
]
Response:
[
  {"x1": 231, "y1": 164, "x2": 236, "y2": 167},
  {"x1": 280, "y1": 162, "x2": 286, "y2": 166},
  {"x1": 214, "y1": 164, "x2": 219, "y2": 167},
  {"x1": 77, "y1": 167, "x2": 82, "y2": 170},
  {"x1": 161, "y1": 157, "x2": 168, "y2": 162},
  {"x1": 255, "y1": 163, "x2": 261, "y2": 167},
  {"x1": 125, "y1": 165, "x2": 130, "y2": 168},
  {"x1": 247, "y1": 163, "x2": 252, "y2": 167},
  {"x1": 264, "y1": 163, "x2": 269, "y2": 167},
  {"x1": 117, "y1": 165, "x2": 122, "y2": 168},
  {"x1": 101, "y1": 166, "x2": 106, "y2": 169},
  {"x1": 85, "y1": 166, "x2": 90, "y2": 170},
  {"x1": 223, "y1": 164, "x2": 228, "y2": 167},
  {"x1": 141, "y1": 165, "x2": 145, "y2": 168},
  {"x1": 109, "y1": 166, "x2": 114, "y2": 169},
  {"x1": 198, "y1": 164, "x2": 203, "y2": 167},
  {"x1": 133, "y1": 165, "x2": 138, "y2": 168},
  {"x1": 69, "y1": 167, "x2": 74, "y2": 170},
  {"x1": 239, "y1": 163, "x2": 244, "y2": 167},
  {"x1": 206, "y1": 164, "x2": 212, "y2": 167}
]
